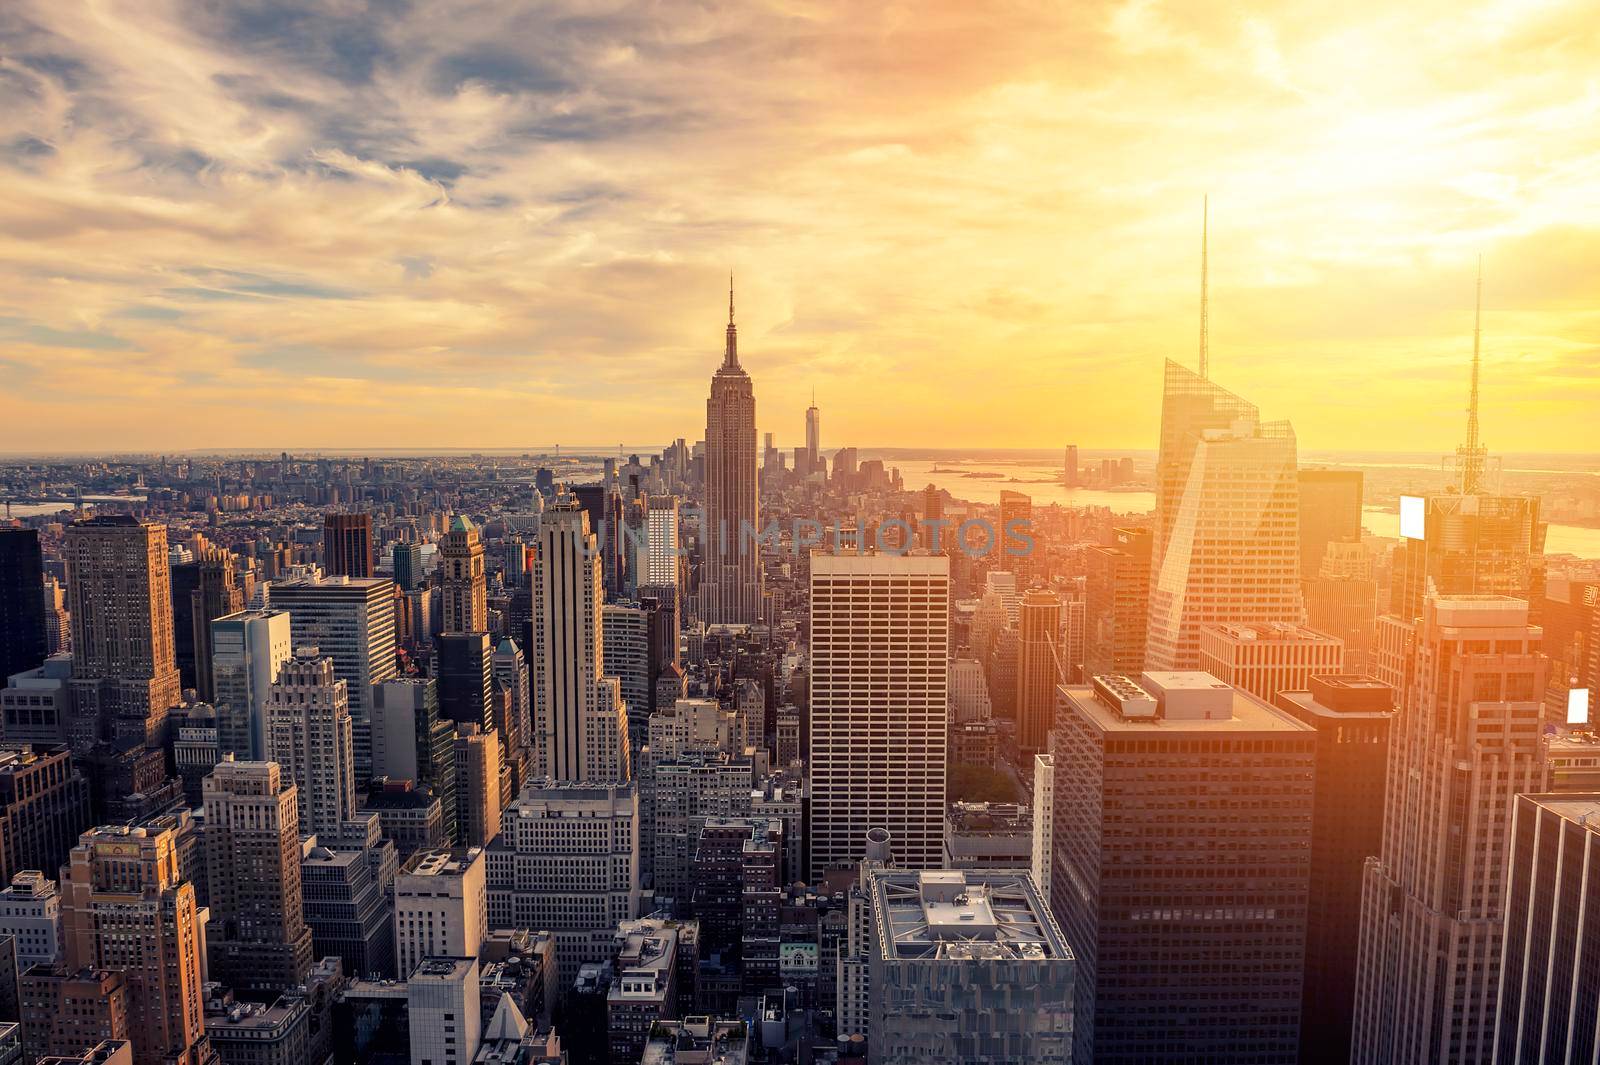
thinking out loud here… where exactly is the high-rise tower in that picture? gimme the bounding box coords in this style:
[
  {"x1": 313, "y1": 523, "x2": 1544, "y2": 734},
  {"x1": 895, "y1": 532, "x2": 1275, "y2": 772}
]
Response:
[
  {"x1": 805, "y1": 389, "x2": 820, "y2": 471},
  {"x1": 266, "y1": 648, "x2": 356, "y2": 837},
  {"x1": 438, "y1": 515, "x2": 488, "y2": 634},
  {"x1": 698, "y1": 280, "x2": 764, "y2": 625},
  {"x1": 322, "y1": 512, "x2": 373, "y2": 578},
  {"x1": 1145, "y1": 363, "x2": 1303, "y2": 671},
  {"x1": 0, "y1": 528, "x2": 47, "y2": 681}
]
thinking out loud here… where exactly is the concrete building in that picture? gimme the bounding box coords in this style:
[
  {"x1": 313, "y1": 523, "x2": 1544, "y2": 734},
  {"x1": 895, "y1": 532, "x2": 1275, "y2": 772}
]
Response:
[
  {"x1": 640, "y1": 1017, "x2": 747, "y2": 1065},
  {"x1": 485, "y1": 783, "x2": 639, "y2": 984},
  {"x1": 1083, "y1": 526, "x2": 1152, "y2": 679},
  {"x1": 606, "y1": 922, "x2": 679, "y2": 1064},
  {"x1": 1051, "y1": 671, "x2": 1315, "y2": 1064},
  {"x1": 407, "y1": 957, "x2": 481, "y2": 1065},
  {"x1": 265, "y1": 649, "x2": 356, "y2": 838},
  {"x1": 18, "y1": 968, "x2": 129, "y2": 1063},
  {"x1": 1015, "y1": 590, "x2": 1062, "y2": 756},
  {"x1": 268, "y1": 576, "x2": 398, "y2": 780},
  {"x1": 697, "y1": 288, "x2": 764, "y2": 626},
  {"x1": 809, "y1": 552, "x2": 949, "y2": 876},
  {"x1": 322, "y1": 513, "x2": 373, "y2": 579},
  {"x1": 947, "y1": 659, "x2": 992, "y2": 723},
  {"x1": 0, "y1": 529, "x2": 47, "y2": 683},
  {"x1": 531, "y1": 494, "x2": 629, "y2": 784},
  {"x1": 2, "y1": 655, "x2": 74, "y2": 746},
  {"x1": 1031, "y1": 754, "x2": 1053, "y2": 902},
  {"x1": 300, "y1": 837, "x2": 394, "y2": 979},
  {"x1": 0, "y1": 744, "x2": 91, "y2": 886},
  {"x1": 395, "y1": 848, "x2": 486, "y2": 980},
  {"x1": 1145, "y1": 363, "x2": 1303, "y2": 671},
  {"x1": 59, "y1": 823, "x2": 215, "y2": 1065},
  {"x1": 942, "y1": 802, "x2": 1031, "y2": 870},
  {"x1": 202, "y1": 989, "x2": 309, "y2": 1065},
  {"x1": 63, "y1": 516, "x2": 183, "y2": 749},
  {"x1": 452, "y1": 726, "x2": 503, "y2": 849},
  {"x1": 865, "y1": 868, "x2": 1074, "y2": 1064},
  {"x1": 439, "y1": 517, "x2": 489, "y2": 635},
  {"x1": 1198, "y1": 621, "x2": 1344, "y2": 705},
  {"x1": 1352, "y1": 596, "x2": 1550, "y2": 1065},
  {"x1": 210, "y1": 610, "x2": 292, "y2": 761},
  {"x1": 601, "y1": 603, "x2": 651, "y2": 755},
  {"x1": 649, "y1": 752, "x2": 754, "y2": 907},
  {"x1": 202, "y1": 758, "x2": 314, "y2": 994},
  {"x1": 1297, "y1": 469, "x2": 1364, "y2": 580},
  {"x1": 0, "y1": 871, "x2": 60, "y2": 967},
  {"x1": 372, "y1": 679, "x2": 457, "y2": 840}
]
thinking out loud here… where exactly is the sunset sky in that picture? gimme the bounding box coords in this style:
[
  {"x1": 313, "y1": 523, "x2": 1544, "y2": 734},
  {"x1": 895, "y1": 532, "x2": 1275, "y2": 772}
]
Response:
[{"x1": 1, "y1": 0, "x2": 1597, "y2": 453}]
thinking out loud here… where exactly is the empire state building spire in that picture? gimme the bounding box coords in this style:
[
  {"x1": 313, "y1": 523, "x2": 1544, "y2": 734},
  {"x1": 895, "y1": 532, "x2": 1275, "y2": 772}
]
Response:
[{"x1": 724, "y1": 271, "x2": 738, "y2": 369}]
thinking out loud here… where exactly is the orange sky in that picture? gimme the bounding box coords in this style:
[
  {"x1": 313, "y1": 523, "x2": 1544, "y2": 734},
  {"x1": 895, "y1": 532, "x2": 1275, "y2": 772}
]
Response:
[{"x1": 1, "y1": 0, "x2": 1597, "y2": 453}]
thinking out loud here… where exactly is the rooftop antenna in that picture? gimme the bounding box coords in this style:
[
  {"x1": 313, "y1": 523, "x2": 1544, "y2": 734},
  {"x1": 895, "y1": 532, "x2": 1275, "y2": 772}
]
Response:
[
  {"x1": 1457, "y1": 256, "x2": 1487, "y2": 495},
  {"x1": 1199, "y1": 195, "x2": 1209, "y2": 380}
]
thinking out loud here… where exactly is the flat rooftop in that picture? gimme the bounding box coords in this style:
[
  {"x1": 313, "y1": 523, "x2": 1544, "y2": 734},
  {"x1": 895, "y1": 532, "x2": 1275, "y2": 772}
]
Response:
[
  {"x1": 870, "y1": 869, "x2": 1071, "y2": 963},
  {"x1": 1062, "y1": 680, "x2": 1312, "y2": 734},
  {"x1": 1523, "y1": 793, "x2": 1600, "y2": 827},
  {"x1": 1205, "y1": 621, "x2": 1339, "y2": 643}
]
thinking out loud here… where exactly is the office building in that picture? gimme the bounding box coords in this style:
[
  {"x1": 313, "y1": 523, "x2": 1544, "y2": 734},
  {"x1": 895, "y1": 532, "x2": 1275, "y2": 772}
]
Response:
[
  {"x1": 60, "y1": 823, "x2": 215, "y2": 1065},
  {"x1": 407, "y1": 957, "x2": 481, "y2": 1065},
  {"x1": 436, "y1": 632, "x2": 493, "y2": 729},
  {"x1": 265, "y1": 649, "x2": 356, "y2": 837},
  {"x1": 269, "y1": 576, "x2": 398, "y2": 779},
  {"x1": 1015, "y1": 589, "x2": 1061, "y2": 756},
  {"x1": 201, "y1": 758, "x2": 314, "y2": 994},
  {"x1": 210, "y1": 609, "x2": 292, "y2": 760},
  {"x1": 322, "y1": 513, "x2": 373, "y2": 579},
  {"x1": 601, "y1": 603, "x2": 650, "y2": 754},
  {"x1": 1052, "y1": 671, "x2": 1315, "y2": 1063},
  {"x1": 0, "y1": 745, "x2": 91, "y2": 885},
  {"x1": 1273, "y1": 675, "x2": 1394, "y2": 1065},
  {"x1": 202, "y1": 990, "x2": 309, "y2": 1065},
  {"x1": 452, "y1": 725, "x2": 503, "y2": 848},
  {"x1": 1495, "y1": 792, "x2": 1600, "y2": 1064},
  {"x1": 361, "y1": 780, "x2": 448, "y2": 859},
  {"x1": 810, "y1": 552, "x2": 949, "y2": 876},
  {"x1": 1145, "y1": 362, "x2": 1303, "y2": 671},
  {"x1": 1352, "y1": 596, "x2": 1549, "y2": 1064},
  {"x1": 1298, "y1": 469, "x2": 1364, "y2": 579},
  {"x1": 63, "y1": 517, "x2": 183, "y2": 749},
  {"x1": 1198, "y1": 621, "x2": 1344, "y2": 704},
  {"x1": 606, "y1": 921, "x2": 679, "y2": 1064},
  {"x1": 0, "y1": 871, "x2": 61, "y2": 966},
  {"x1": 485, "y1": 783, "x2": 639, "y2": 984},
  {"x1": 372, "y1": 678, "x2": 458, "y2": 837},
  {"x1": 1303, "y1": 541, "x2": 1379, "y2": 675},
  {"x1": 489, "y1": 639, "x2": 531, "y2": 761},
  {"x1": 1, "y1": 655, "x2": 73, "y2": 746},
  {"x1": 393, "y1": 542, "x2": 426, "y2": 593},
  {"x1": 997, "y1": 490, "x2": 1033, "y2": 584},
  {"x1": 864, "y1": 868, "x2": 1074, "y2": 1064},
  {"x1": 395, "y1": 848, "x2": 486, "y2": 980},
  {"x1": 531, "y1": 494, "x2": 629, "y2": 784},
  {"x1": 1031, "y1": 754, "x2": 1053, "y2": 902},
  {"x1": 805, "y1": 394, "x2": 821, "y2": 471},
  {"x1": 1083, "y1": 527, "x2": 1152, "y2": 678},
  {"x1": 179, "y1": 548, "x2": 243, "y2": 703},
  {"x1": 0, "y1": 529, "x2": 47, "y2": 682},
  {"x1": 439, "y1": 517, "x2": 489, "y2": 634},
  {"x1": 649, "y1": 751, "x2": 755, "y2": 906},
  {"x1": 301, "y1": 836, "x2": 395, "y2": 979},
  {"x1": 947, "y1": 659, "x2": 992, "y2": 723},
  {"x1": 19, "y1": 968, "x2": 129, "y2": 1063},
  {"x1": 698, "y1": 285, "x2": 764, "y2": 626}
]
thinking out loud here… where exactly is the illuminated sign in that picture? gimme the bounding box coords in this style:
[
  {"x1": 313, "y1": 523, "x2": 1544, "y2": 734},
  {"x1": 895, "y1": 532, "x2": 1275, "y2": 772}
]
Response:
[
  {"x1": 1399, "y1": 495, "x2": 1426, "y2": 540},
  {"x1": 1569, "y1": 688, "x2": 1591, "y2": 726}
]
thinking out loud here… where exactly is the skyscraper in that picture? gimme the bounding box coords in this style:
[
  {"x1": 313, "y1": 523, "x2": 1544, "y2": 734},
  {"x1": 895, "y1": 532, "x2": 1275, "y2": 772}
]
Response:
[
  {"x1": 490, "y1": 637, "x2": 531, "y2": 759},
  {"x1": 1051, "y1": 671, "x2": 1315, "y2": 1063},
  {"x1": 1351, "y1": 596, "x2": 1550, "y2": 1064},
  {"x1": 322, "y1": 513, "x2": 373, "y2": 579},
  {"x1": 452, "y1": 724, "x2": 503, "y2": 847},
  {"x1": 63, "y1": 516, "x2": 183, "y2": 749},
  {"x1": 172, "y1": 547, "x2": 243, "y2": 702},
  {"x1": 268, "y1": 575, "x2": 397, "y2": 779},
  {"x1": 1145, "y1": 362, "x2": 1303, "y2": 671},
  {"x1": 643, "y1": 495, "x2": 681, "y2": 596},
  {"x1": 202, "y1": 758, "x2": 314, "y2": 994},
  {"x1": 0, "y1": 528, "x2": 47, "y2": 682},
  {"x1": 266, "y1": 649, "x2": 356, "y2": 838},
  {"x1": 1083, "y1": 526, "x2": 1151, "y2": 678},
  {"x1": 532, "y1": 492, "x2": 629, "y2": 783},
  {"x1": 435, "y1": 631, "x2": 492, "y2": 729},
  {"x1": 809, "y1": 552, "x2": 949, "y2": 876},
  {"x1": 1297, "y1": 469, "x2": 1364, "y2": 578},
  {"x1": 438, "y1": 516, "x2": 488, "y2": 634},
  {"x1": 997, "y1": 490, "x2": 1033, "y2": 585},
  {"x1": 601, "y1": 602, "x2": 650, "y2": 755},
  {"x1": 805, "y1": 390, "x2": 820, "y2": 471},
  {"x1": 698, "y1": 282, "x2": 763, "y2": 626},
  {"x1": 60, "y1": 822, "x2": 216, "y2": 1065},
  {"x1": 394, "y1": 848, "x2": 487, "y2": 980},
  {"x1": 1063, "y1": 444, "x2": 1079, "y2": 488},
  {"x1": 1015, "y1": 589, "x2": 1062, "y2": 756},
  {"x1": 1198, "y1": 621, "x2": 1344, "y2": 705},
  {"x1": 210, "y1": 609, "x2": 293, "y2": 760}
]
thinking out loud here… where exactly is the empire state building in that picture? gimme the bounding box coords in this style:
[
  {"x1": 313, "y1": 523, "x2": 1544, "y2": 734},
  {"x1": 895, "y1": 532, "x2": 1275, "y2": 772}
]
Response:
[{"x1": 698, "y1": 281, "x2": 764, "y2": 625}]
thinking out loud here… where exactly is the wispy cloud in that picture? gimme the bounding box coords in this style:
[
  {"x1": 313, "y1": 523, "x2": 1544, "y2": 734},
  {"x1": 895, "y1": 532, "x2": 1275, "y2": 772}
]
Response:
[{"x1": 0, "y1": 0, "x2": 1597, "y2": 450}]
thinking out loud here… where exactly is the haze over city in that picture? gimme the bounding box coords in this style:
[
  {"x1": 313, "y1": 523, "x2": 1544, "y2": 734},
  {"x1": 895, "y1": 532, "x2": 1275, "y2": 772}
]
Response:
[{"x1": 3, "y1": 0, "x2": 1600, "y2": 452}]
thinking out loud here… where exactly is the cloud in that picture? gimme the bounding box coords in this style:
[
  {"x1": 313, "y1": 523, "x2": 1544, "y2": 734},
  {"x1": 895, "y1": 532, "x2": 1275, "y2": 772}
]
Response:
[{"x1": 0, "y1": 0, "x2": 1596, "y2": 452}]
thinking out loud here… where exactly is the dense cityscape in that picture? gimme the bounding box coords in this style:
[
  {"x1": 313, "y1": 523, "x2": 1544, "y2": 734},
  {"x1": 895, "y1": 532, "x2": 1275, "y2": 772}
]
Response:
[{"x1": 0, "y1": 266, "x2": 1596, "y2": 1065}]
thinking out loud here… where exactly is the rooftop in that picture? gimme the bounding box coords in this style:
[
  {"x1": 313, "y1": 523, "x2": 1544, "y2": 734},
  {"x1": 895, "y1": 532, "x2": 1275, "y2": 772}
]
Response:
[
  {"x1": 869, "y1": 869, "x2": 1071, "y2": 963},
  {"x1": 1067, "y1": 673, "x2": 1311, "y2": 734},
  {"x1": 1204, "y1": 621, "x2": 1340, "y2": 643}
]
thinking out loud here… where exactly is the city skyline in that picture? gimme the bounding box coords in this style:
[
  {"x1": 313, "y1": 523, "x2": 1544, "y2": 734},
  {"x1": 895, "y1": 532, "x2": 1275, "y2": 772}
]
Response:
[{"x1": 3, "y1": 2, "x2": 1599, "y2": 453}]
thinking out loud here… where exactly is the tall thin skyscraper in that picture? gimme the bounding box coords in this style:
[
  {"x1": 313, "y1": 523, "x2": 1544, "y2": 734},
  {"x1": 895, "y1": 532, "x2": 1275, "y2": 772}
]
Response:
[
  {"x1": 202, "y1": 757, "x2": 314, "y2": 994},
  {"x1": 189, "y1": 547, "x2": 243, "y2": 703},
  {"x1": 63, "y1": 516, "x2": 183, "y2": 749},
  {"x1": 805, "y1": 389, "x2": 820, "y2": 470},
  {"x1": 643, "y1": 495, "x2": 682, "y2": 595},
  {"x1": 0, "y1": 528, "x2": 47, "y2": 681},
  {"x1": 532, "y1": 492, "x2": 629, "y2": 783},
  {"x1": 698, "y1": 281, "x2": 763, "y2": 625},
  {"x1": 61, "y1": 822, "x2": 216, "y2": 1065},
  {"x1": 438, "y1": 516, "x2": 488, "y2": 634},
  {"x1": 1015, "y1": 588, "x2": 1062, "y2": 756},
  {"x1": 1145, "y1": 362, "x2": 1302, "y2": 670},
  {"x1": 1351, "y1": 596, "x2": 1550, "y2": 1064},
  {"x1": 266, "y1": 648, "x2": 357, "y2": 837},
  {"x1": 323, "y1": 512, "x2": 374, "y2": 578},
  {"x1": 809, "y1": 552, "x2": 949, "y2": 876},
  {"x1": 1083, "y1": 526, "x2": 1151, "y2": 678},
  {"x1": 210, "y1": 609, "x2": 293, "y2": 760},
  {"x1": 998, "y1": 490, "x2": 1033, "y2": 585}
]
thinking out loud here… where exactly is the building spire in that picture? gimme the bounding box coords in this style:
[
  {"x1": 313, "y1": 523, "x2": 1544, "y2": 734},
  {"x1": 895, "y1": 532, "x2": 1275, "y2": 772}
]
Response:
[
  {"x1": 1199, "y1": 194, "x2": 1209, "y2": 380},
  {"x1": 1458, "y1": 256, "x2": 1487, "y2": 494},
  {"x1": 724, "y1": 271, "x2": 739, "y2": 369}
]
